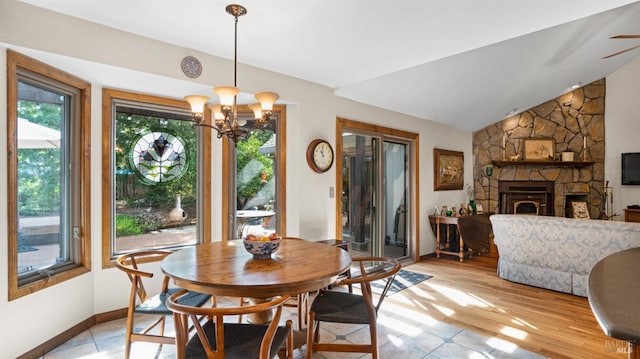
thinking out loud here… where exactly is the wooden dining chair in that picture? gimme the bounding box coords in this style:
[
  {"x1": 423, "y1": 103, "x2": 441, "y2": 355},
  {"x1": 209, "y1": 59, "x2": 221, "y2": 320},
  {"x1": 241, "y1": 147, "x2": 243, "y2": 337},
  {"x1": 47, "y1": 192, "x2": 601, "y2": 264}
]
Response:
[
  {"x1": 306, "y1": 257, "x2": 401, "y2": 359},
  {"x1": 168, "y1": 290, "x2": 294, "y2": 359},
  {"x1": 115, "y1": 250, "x2": 212, "y2": 359}
]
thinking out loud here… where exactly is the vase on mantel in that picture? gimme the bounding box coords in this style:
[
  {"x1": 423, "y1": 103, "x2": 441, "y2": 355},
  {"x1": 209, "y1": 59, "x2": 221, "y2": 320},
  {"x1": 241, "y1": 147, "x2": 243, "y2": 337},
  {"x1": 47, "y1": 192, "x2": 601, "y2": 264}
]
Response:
[{"x1": 469, "y1": 200, "x2": 477, "y2": 215}]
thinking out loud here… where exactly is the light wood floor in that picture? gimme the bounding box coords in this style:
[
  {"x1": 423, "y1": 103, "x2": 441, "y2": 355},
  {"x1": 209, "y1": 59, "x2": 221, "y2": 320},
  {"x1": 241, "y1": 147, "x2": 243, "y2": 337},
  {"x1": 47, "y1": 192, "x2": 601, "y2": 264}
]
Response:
[{"x1": 397, "y1": 253, "x2": 627, "y2": 359}]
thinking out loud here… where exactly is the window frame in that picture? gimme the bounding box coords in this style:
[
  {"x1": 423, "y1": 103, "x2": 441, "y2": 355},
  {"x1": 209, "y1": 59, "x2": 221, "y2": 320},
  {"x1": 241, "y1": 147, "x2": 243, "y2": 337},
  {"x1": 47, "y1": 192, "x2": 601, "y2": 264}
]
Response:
[
  {"x1": 7, "y1": 50, "x2": 92, "y2": 301},
  {"x1": 221, "y1": 105, "x2": 286, "y2": 240},
  {"x1": 101, "y1": 88, "x2": 212, "y2": 268}
]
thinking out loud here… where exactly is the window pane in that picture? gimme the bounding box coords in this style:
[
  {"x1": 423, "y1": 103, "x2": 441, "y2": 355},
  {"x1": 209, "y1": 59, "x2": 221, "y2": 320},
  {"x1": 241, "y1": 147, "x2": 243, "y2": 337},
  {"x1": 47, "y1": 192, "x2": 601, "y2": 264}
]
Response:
[
  {"x1": 113, "y1": 106, "x2": 198, "y2": 253},
  {"x1": 235, "y1": 129, "x2": 277, "y2": 238},
  {"x1": 17, "y1": 81, "x2": 69, "y2": 276}
]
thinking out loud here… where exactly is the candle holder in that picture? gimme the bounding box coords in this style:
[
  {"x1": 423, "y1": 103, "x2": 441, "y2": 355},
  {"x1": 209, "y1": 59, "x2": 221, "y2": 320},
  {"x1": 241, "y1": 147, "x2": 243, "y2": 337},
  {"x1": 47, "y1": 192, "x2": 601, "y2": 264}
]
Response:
[{"x1": 502, "y1": 134, "x2": 507, "y2": 160}]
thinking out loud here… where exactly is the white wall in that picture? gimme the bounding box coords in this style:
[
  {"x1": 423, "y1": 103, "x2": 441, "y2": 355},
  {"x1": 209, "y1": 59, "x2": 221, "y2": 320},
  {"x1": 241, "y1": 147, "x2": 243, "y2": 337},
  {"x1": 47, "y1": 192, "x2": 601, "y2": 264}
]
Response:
[
  {"x1": 0, "y1": 1, "x2": 472, "y2": 357},
  {"x1": 605, "y1": 56, "x2": 640, "y2": 217}
]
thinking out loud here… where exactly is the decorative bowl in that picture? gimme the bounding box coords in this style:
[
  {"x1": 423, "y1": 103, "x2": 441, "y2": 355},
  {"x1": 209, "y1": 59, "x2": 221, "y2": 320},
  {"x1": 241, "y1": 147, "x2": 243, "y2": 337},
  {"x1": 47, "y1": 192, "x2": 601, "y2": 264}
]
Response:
[{"x1": 243, "y1": 237, "x2": 281, "y2": 259}]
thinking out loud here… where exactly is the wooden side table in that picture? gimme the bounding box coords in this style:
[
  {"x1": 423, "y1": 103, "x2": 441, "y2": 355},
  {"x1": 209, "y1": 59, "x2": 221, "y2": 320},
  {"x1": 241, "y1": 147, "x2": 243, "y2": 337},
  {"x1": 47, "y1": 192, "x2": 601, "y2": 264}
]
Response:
[
  {"x1": 429, "y1": 215, "x2": 465, "y2": 262},
  {"x1": 624, "y1": 208, "x2": 640, "y2": 223}
]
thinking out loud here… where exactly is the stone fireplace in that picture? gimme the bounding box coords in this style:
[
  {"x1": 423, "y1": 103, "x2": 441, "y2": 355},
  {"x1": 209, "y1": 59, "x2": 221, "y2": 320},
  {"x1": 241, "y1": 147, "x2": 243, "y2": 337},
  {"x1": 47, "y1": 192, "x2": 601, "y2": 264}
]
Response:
[{"x1": 471, "y1": 79, "x2": 605, "y2": 218}]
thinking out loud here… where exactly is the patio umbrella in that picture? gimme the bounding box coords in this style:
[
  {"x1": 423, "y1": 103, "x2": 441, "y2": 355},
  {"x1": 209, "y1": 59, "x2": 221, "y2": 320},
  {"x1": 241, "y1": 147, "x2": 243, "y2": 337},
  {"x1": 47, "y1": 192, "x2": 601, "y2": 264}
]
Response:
[
  {"x1": 18, "y1": 117, "x2": 61, "y2": 149},
  {"x1": 258, "y1": 134, "x2": 276, "y2": 154}
]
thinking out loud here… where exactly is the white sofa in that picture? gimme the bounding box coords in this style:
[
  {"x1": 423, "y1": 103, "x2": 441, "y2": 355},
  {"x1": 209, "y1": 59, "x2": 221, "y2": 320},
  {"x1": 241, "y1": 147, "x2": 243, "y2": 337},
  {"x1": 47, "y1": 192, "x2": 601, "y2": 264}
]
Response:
[{"x1": 490, "y1": 214, "x2": 640, "y2": 296}]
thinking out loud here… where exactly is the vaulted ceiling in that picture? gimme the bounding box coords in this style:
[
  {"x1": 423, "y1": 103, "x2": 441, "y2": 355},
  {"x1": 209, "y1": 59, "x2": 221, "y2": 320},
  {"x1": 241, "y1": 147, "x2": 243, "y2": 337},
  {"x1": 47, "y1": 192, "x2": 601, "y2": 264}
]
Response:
[{"x1": 18, "y1": 0, "x2": 640, "y2": 131}]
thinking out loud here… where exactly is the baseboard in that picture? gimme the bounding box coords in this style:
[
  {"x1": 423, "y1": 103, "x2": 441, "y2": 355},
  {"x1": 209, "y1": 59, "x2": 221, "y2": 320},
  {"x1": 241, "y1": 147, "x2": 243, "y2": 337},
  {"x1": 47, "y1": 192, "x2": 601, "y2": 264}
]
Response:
[
  {"x1": 419, "y1": 252, "x2": 436, "y2": 261},
  {"x1": 17, "y1": 307, "x2": 127, "y2": 359}
]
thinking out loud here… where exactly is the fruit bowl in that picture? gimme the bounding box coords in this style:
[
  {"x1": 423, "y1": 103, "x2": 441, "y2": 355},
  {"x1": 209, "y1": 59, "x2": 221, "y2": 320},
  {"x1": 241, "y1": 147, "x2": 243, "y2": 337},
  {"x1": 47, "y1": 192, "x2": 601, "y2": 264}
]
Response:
[{"x1": 243, "y1": 234, "x2": 281, "y2": 259}]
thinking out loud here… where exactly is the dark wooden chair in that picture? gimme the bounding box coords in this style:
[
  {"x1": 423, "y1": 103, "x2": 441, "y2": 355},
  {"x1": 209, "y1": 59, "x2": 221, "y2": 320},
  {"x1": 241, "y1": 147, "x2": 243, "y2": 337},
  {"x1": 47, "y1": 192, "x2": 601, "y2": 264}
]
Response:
[
  {"x1": 306, "y1": 257, "x2": 401, "y2": 359},
  {"x1": 115, "y1": 250, "x2": 211, "y2": 359},
  {"x1": 168, "y1": 291, "x2": 293, "y2": 359},
  {"x1": 456, "y1": 213, "x2": 493, "y2": 258}
]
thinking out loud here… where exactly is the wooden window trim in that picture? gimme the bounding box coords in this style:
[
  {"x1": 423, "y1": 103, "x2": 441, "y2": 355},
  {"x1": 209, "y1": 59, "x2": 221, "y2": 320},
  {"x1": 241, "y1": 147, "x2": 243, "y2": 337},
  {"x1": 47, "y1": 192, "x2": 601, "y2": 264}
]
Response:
[
  {"x1": 101, "y1": 88, "x2": 212, "y2": 268},
  {"x1": 7, "y1": 50, "x2": 92, "y2": 301}
]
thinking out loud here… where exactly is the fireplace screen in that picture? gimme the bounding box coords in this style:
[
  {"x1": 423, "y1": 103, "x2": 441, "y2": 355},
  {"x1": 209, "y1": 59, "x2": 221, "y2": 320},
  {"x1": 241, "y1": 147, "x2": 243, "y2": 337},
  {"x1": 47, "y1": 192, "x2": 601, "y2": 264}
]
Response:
[
  {"x1": 514, "y1": 200, "x2": 540, "y2": 215},
  {"x1": 499, "y1": 181, "x2": 554, "y2": 216}
]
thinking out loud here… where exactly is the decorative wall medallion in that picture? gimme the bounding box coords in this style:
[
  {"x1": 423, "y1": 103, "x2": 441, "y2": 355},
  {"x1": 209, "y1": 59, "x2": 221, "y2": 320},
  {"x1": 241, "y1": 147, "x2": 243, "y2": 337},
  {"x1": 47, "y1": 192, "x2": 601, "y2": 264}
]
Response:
[
  {"x1": 128, "y1": 130, "x2": 189, "y2": 185},
  {"x1": 181, "y1": 56, "x2": 202, "y2": 78}
]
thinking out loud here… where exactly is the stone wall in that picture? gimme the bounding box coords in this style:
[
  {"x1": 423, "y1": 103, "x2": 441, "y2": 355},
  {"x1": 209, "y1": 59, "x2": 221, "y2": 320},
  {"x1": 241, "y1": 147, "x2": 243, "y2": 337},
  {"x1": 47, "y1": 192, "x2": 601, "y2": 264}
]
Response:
[{"x1": 472, "y1": 79, "x2": 605, "y2": 218}]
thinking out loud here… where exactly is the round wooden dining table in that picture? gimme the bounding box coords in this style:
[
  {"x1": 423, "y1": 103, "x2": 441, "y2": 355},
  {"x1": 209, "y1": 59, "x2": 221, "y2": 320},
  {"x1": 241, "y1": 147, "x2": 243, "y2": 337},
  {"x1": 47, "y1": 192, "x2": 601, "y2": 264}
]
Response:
[
  {"x1": 161, "y1": 239, "x2": 352, "y2": 299},
  {"x1": 588, "y1": 247, "x2": 640, "y2": 358}
]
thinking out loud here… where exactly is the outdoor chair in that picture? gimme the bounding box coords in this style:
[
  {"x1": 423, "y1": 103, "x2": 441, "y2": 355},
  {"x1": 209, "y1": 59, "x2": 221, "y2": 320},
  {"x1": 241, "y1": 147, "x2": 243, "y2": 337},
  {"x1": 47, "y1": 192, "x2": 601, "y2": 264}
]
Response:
[
  {"x1": 306, "y1": 256, "x2": 401, "y2": 359},
  {"x1": 115, "y1": 250, "x2": 211, "y2": 359},
  {"x1": 167, "y1": 290, "x2": 293, "y2": 359}
]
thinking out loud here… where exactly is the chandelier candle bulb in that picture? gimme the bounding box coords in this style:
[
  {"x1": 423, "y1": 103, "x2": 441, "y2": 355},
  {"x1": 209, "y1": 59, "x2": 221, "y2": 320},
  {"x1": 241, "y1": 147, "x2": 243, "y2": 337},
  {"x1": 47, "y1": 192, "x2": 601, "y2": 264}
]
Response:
[
  {"x1": 255, "y1": 91, "x2": 279, "y2": 110},
  {"x1": 213, "y1": 86, "x2": 240, "y2": 106},
  {"x1": 248, "y1": 103, "x2": 263, "y2": 119},
  {"x1": 183, "y1": 95, "x2": 209, "y2": 121},
  {"x1": 209, "y1": 104, "x2": 224, "y2": 120}
]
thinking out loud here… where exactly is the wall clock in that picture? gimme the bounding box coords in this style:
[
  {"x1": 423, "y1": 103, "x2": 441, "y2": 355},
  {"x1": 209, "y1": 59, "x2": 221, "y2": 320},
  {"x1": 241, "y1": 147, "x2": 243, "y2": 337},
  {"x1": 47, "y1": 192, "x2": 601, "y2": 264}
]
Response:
[
  {"x1": 128, "y1": 130, "x2": 189, "y2": 185},
  {"x1": 306, "y1": 139, "x2": 334, "y2": 173}
]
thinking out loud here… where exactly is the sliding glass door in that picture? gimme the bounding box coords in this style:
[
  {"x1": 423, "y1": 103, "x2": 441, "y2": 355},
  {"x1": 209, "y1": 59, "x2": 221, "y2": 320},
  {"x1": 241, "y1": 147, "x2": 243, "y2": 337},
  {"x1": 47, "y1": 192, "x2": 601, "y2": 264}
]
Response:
[{"x1": 340, "y1": 129, "x2": 411, "y2": 260}]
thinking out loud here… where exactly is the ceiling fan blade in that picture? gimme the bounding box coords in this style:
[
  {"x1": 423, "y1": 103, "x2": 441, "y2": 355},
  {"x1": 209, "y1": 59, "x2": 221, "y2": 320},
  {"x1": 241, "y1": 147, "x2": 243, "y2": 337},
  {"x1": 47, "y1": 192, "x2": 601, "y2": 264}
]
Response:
[
  {"x1": 602, "y1": 44, "x2": 640, "y2": 59},
  {"x1": 611, "y1": 35, "x2": 640, "y2": 39}
]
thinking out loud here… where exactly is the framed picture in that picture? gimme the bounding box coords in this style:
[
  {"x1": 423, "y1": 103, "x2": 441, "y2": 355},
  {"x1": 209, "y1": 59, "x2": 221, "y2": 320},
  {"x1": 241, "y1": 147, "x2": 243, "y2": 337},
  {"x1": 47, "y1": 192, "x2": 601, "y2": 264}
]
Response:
[
  {"x1": 570, "y1": 201, "x2": 590, "y2": 219},
  {"x1": 523, "y1": 138, "x2": 555, "y2": 160},
  {"x1": 434, "y1": 148, "x2": 464, "y2": 191}
]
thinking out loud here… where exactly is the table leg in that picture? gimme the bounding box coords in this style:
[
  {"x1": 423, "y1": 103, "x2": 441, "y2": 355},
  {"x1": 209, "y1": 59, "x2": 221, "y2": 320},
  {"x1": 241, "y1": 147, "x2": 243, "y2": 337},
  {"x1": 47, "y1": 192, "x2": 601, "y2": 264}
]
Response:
[
  {"x1": 630, "y1": 342, "x2": 639, "y2": 359},
  {"x1": 458, "y1": 233, "x2": 465, "y2": 262},
  {"x1": 246, "y1": 297, "x2": 274, "y2": 324},
  {"x1": 435, "y1": 220, "x2": 441, "y2": 258}
]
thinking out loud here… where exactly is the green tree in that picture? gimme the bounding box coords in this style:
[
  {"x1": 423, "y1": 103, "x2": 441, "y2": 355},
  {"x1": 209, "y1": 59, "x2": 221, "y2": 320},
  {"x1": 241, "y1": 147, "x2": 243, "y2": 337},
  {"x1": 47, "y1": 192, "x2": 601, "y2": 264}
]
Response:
[
  {"x1": 236, "y1": 130, "x2": 274, "y2": 209},
  {"x1": 17, "y1": 101, "x2": 62, "y2": 216}
]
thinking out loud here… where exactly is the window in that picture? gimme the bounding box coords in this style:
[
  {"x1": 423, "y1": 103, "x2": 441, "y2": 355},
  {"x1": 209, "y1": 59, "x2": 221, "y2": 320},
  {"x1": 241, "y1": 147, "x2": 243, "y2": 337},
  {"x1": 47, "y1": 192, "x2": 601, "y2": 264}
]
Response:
[
  {"x1": 7, "y1": 50, "x2": 91, "y2": 300},
  {"x1": 221, "y1": 106, "x2": 286, "y2": 240},
  {"x1": 101, "y1": 89, "x2": 211, "y2": 267}
]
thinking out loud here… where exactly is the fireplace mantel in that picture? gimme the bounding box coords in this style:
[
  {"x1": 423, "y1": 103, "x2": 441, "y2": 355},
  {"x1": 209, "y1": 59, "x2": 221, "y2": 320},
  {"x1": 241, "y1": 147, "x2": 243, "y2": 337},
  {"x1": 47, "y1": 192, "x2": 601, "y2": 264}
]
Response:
[{"x1": 491, "y1": 160, "x2": 594, "y2": 168}]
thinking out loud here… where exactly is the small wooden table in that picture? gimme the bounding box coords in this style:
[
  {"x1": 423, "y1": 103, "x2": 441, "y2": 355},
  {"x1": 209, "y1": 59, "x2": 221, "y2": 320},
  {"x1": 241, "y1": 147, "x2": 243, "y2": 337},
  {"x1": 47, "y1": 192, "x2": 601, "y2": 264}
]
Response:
[
  {"x1": 161, "y1": 239, "x2": 352, "y2": 322},
  {"x1": 588, "y1": 247, "x2": 640, "y2": 358},
  {"x1": 429, "y1": 215, "x2": 465, "y2": 262},
  {"x1": 624, "y1": 208, "x2": 640, "y2": 223}
]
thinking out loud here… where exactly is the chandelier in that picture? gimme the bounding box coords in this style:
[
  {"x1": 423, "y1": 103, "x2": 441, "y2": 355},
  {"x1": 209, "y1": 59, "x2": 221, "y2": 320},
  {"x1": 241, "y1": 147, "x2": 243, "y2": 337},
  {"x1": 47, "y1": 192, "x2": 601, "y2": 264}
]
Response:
[{"x1": 184, "y1": 4, "x2": 279, "y2": 143}]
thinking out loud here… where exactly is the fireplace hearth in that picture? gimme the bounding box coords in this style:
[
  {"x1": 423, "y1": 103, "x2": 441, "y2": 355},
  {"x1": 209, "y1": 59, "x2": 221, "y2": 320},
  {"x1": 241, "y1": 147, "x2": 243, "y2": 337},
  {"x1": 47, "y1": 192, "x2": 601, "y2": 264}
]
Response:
[{"x1": 499, "y1": 181, "x2": 554, "y2": 216}]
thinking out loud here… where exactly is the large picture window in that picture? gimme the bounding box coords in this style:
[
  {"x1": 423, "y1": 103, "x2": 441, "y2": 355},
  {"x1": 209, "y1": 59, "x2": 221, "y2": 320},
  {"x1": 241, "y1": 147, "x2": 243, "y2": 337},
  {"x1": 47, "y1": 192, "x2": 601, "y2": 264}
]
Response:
[
  {"x1": 102, "y1": 89, "x2": 211, "y2": 266},
  {"x1": 7, "y1": 50, "x2": 92, "y2": 300}
]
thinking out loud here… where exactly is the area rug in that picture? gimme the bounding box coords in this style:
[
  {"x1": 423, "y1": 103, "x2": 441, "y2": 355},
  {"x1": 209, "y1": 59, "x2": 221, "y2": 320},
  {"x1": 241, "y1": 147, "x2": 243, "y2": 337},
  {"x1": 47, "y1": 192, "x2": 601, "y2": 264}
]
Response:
[{"x1": 370, "y1": 269, "x2": 432, "y2": 296}]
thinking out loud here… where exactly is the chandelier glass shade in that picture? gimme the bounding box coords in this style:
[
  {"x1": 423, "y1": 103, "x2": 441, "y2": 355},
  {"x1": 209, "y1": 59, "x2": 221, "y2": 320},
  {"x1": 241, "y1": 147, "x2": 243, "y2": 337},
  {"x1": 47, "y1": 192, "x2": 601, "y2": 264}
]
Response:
[{"x1": 184, "y1": 4, "x2": 279, "y2": 143}]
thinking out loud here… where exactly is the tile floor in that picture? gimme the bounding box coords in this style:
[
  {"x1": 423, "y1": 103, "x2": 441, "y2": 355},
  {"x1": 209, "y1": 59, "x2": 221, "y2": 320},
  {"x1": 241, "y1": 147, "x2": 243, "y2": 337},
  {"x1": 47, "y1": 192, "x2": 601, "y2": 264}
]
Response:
[{"x1": 41, "y1": 285, "x2": 545, "y2": 359}]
